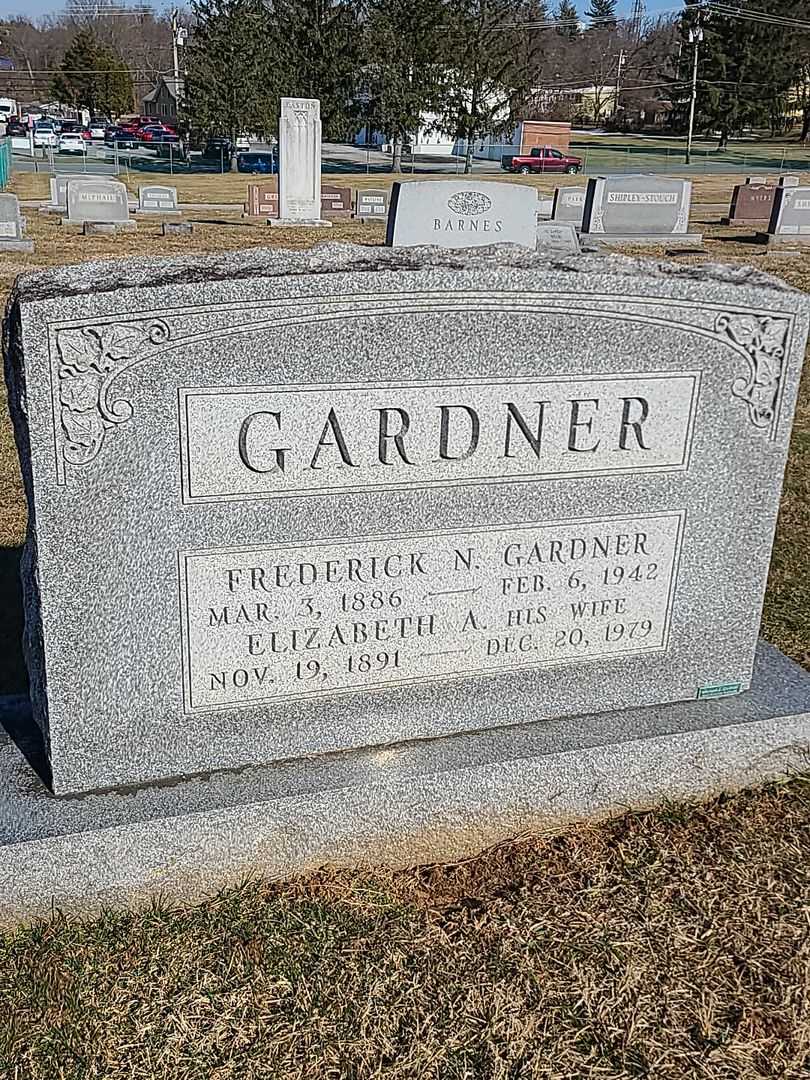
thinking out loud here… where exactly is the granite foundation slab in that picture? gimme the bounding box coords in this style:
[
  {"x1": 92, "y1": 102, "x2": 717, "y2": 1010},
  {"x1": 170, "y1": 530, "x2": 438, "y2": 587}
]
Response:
[
  {"x1": 0, "y1": 239, "x2": 34, "y2": 252},
  {"x1": 269, "y1": 217, "x2": 332, "y2": 227},
  {"x1": 0, "y1": 641, "x2": 807, "y2": 926},
  {"x1": 591, "y1": 232, "x2": 703, "y2": 247}
]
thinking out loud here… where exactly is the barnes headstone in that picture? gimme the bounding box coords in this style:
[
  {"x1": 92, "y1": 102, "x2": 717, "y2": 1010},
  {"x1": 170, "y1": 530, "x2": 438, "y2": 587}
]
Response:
[{"x1": 386, "y1": 180, "x2": 537, "y2": 248}]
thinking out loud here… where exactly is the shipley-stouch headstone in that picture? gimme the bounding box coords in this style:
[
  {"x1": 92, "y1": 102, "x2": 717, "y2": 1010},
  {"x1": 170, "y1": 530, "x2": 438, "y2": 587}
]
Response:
[
  {"x1": 764, "y1": 185, "x2": 810, "y2": 243},
  {"x1": 65, "y1": 177, "x2": 133, "y2": 229},
  {"x1": 275, "y1": 97, "x2": 330, "y2": 226},
  {"x1": 726, "y1": 183, "x2": 776, "y2": 227},
  {"x1": 581, "y1": 175, "x2": 700, "y2": 245},
  {"x1": 552, "y1": 186, "x2": 586, "y2": 226},
  {"x1": 355, "y1": 188, "x2": 389, "y2": 220},
  {"x1": 4, "y1": 245, "x2": 810, "y2": 919},
  {"x1": 386, "y1": 180, "x2": 537, "y2": 248},
  {"x1": 0, "y1": 193, "x2": 33, "y2": 252},
  {"x1": 138, "y1": 185, "x2": 180, "y2": 214}
]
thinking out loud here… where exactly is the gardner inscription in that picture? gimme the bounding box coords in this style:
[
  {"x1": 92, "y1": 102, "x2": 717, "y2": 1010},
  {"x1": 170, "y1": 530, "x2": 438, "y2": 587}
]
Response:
[
  {"x1": 179, "y1": 511, "x2": 685, "y2": 712},
  {"x1": 179, "y1": 373, "x2": 699, "y2": 503}
]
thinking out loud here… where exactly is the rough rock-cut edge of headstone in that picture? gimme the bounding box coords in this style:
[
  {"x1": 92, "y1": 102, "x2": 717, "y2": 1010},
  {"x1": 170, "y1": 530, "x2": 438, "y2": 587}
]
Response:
[
  {"x1": 1, "y1": 305, "x2": 51, "y2": 776},
  {"x1": 8, "y1": 242, "x2": 799, "y2": 304}
]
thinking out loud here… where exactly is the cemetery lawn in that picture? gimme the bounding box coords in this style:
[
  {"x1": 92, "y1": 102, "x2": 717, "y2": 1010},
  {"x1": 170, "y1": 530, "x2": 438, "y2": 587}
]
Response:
[{"x1": 0, "y1": 182, "x2": 809, "y2": 1078}]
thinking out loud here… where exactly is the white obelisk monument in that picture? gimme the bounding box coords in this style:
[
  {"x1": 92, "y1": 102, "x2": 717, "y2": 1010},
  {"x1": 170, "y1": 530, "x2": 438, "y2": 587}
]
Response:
[{"x1": 274, "y1": 97, "x2": 331, "y2": 227}]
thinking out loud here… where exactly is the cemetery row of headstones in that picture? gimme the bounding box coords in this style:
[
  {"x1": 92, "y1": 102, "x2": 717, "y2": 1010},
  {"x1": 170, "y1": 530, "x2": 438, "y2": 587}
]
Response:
[
  {"x1": 243, "y1": 181, "x2": 389, "y2": 222},
  {"x1": 39, "y1": 176, "x2": 181, "y2": 229}
]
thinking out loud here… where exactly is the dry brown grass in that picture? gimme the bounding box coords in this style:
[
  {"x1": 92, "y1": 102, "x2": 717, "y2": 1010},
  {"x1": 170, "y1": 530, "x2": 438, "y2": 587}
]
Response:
[
  {"x1": 1, "y1": 182, "x2": 810, "y2": 1080},
  {"x1": 0, "y1": 779, "x2": 808, "y2": 1079}
]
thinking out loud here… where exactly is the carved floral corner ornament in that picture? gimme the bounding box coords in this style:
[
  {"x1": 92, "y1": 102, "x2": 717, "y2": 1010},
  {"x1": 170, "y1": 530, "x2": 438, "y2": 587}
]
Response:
[
  {"x1": 55, "y1": 319, "x2": 170, "y2": 475},
  {"x1": 717, "y1": 312, "x2": 789, "y2": 434}
]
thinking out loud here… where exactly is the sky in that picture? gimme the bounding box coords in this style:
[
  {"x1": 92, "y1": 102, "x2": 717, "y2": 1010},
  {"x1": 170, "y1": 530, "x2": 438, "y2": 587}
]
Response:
[{"x1": 0, "y1": 0, "x2": 679, "y2": 25}]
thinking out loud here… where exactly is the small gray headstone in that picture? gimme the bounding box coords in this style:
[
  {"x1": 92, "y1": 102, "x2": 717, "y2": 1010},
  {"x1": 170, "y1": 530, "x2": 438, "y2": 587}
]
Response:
[
  {"x1": 536, "y1": 197, "x2": 554, "y2": 219},
  {"x1": 552, "y1": 186, "x2": 586, "y2": 226},
  {"x1": 0, "y1": 193, "x2": 34, "y2": 251},
  {"x1": 536, "y1": 220, "x2": 580, "y2": 254},
  {"x1": 162, "y1": 221, "x2": 194, "y2": 236},
  {"x1": 764, "y1": 185, "x2": 810, "y2": 243},
  {"x1": 82, "y1": 222, "x2": 117, "y2": 236},
  {"x1": 582, "y1": 175, "x2": 698, "y2": 243},
  {"x1": 40, "y1": 173, "x2": 85, "y2": 214},
  {"x1": 66, "y1": 178, "x2": 132, "y2": 227},
  {"x1": 354, "y1": 187, "x2": 389, "y2": 221},
  {"x1": 138, "y1": 185, "x2": 180, "y2": 214},
  {"x1": 386, "y1": 180, "x2": 537, "y2": 248},
  {"x1": 779, "y1": 175, "x2": 801, "y2": 188},
  {"x1": 746, "y1": 175, "x2": 775, "y2": 185}
]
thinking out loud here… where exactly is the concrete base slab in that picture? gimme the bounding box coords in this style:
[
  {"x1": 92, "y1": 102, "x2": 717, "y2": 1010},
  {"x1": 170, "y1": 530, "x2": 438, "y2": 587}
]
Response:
[
  {"x1": 581, "y1": 232, "x2": 704, "y2": 247},
  {"x1": 0, "y1": 239, "x2": 34, "y2": 252},
  {"x1": 268, "y1": 217, "x2": 333, "y2": 228},
  {"x1": 0, "y1": 641, "x2": 807, "y2": 926},
  {"x1": 62, "y1": 219, "x2": 137, "y2": 231},
  {"x1": 136, "y1": 209, "x2": 182, "y2": 216},
  {"x1": 757, "y1": 232, "x2": 810, "y2": 246}
]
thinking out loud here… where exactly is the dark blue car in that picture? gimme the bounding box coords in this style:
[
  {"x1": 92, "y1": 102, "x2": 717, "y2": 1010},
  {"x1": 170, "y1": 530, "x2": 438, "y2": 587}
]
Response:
[{"x1": 237, "y1": 151, "x2": 276, "y2": 174}]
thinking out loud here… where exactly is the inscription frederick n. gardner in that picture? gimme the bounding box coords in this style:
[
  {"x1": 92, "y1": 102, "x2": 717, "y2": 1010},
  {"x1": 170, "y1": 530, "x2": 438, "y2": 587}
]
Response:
[
  {"x1": 178, "y1": 511, "x2": 685, "y2": 713},
  {"x1": 178, "y1": 372, "x2": 700, "y2": 503}
]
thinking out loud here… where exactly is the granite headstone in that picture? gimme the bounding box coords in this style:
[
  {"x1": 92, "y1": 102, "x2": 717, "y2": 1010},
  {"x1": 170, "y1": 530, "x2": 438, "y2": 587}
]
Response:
[
  {"x1": 535, "y1": 220, "x2": 580, "y2": 253},
  {"x1": 244, "y1": 182, "x2": 279, "y2": 219},
  {"x1": 354, "y1": 188, "x2": 389, "y2": 221},
  {"x1": 5, "y1": 245, "x2": 808, "y2": 797},
  {"x1": 552, "y1": 186, "x2": 586, "y2": 226},
  {"x1": 275, "y1": 97, "x2": 330, "y2": 226},
  {"x1": 65, "y1": 178, "x2": 133, "y2": 229},
  {"x1": 764, "y1": 185, "x2": 810, "y2": 244},
  {"x1": 0, "y1": 193, "x2": 33, "y2": 252},
  {"x1": 386, "y1": 180, "x2": 537, "y2": 248},
  {"x1": 138, "y1": 185, "x2": 180, "y2": 214},
  {"x1": 581, "y1": 175, "x2": 700, "y2": 245},
  {"x1": 321, "y1": 184, "x2": 352, "y2": 219},
  {"x1": 726, "y1": 183, "x2": 776, "y2": 227}
]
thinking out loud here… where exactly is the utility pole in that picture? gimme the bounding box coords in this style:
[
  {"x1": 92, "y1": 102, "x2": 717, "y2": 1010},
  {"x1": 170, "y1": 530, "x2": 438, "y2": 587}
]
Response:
[
  {"x1": 614, "y1": 49, "x2": 626, "y2": 120},
  {"x1": 685, "y1": 25, "x2": 703, "y2": 165},
  {"x1": 171, "y1": 8, "x2": 180, "y2": 83}
]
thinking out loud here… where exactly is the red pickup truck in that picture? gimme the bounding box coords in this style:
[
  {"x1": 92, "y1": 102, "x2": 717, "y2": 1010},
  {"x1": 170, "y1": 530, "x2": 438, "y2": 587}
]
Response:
[{"x1": 502, "y1": 145, "x2": 583, "y2": 175}]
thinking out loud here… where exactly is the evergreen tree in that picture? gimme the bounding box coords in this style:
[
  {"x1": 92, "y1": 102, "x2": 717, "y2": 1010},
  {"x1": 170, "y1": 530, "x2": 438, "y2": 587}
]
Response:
[
  {"x1": 268, "y1": 0, "x2": 366, "y2": 139},
  {"x1": 439, "y1": 0, "x2": 547, "y2": 173},
  {"x1": 184, "y1": 0, "x2": 276, "y2": 148},
  {"x1": 361, "y1": 0, "x2": 449, "y2": 171},
  {"x1": 50, "y1": 29, "x2": 132, "y2": 115},
  {"x1": 585, "y1": 0, "x2": 616, "y2": 30},
  {"x1": 556, "y1": 0, "x2": 579, "y2": 39}
]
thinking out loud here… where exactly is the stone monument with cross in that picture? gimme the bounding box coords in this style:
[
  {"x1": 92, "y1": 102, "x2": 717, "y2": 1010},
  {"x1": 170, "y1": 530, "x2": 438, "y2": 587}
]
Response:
[{"x1": 273, "y1": 97, "x2": 331, "y2": 228}]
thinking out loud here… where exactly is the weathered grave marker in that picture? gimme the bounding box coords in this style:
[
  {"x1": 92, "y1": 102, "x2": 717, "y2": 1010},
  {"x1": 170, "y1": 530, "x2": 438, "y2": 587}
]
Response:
[
  {"x1": 354, "y1": 188, "x2": 389, "y2": 221},
  {"x1": 40, "y1": 173, "x2": 85, "y2": 214},
  {"x1": 581, "y1": 175, "x2": 701, "y2": 245},
  {"x1": 0, "y1": 193, "x2": 33, "y2": 252},
  {"x1": 780, "y1": 175, "x2": 801, "y2": 187},
  {"x1": 386, "y1": 180, "x2": 537, "y2": 248},
  {"x1": 138, "y1": 185, "x2": 180, "y2": 214},
  {"x1": 725, "y1": 183, "x2": 776, "y2": 227},
  {"x1": 536, "y1": 197, "x2": 554, "y2": 219},
  {"x1": 244, "y1": 181, "x2": 279, "y2": 219},
  {"x1": 321, "y1": 184, "x2": 352, "y2": 219},
  {"x1": 162, "y1": 221, "x2": 194, "y2": 237},
  {"x1": 552, "y1": 186, "x2": 586, "y2": 226},
  {"x1": 65, "y1": 177, "x2": 134, "y2": 230},
  {"x1": 535, "y1": 220, "x2": 580, "y2": 253},
  {"x1": 274, "y1": 97, "x2": 330, "y2": 227},
  {"x1": 762, "y1": 185, "x2": 810, "y2": 244}
]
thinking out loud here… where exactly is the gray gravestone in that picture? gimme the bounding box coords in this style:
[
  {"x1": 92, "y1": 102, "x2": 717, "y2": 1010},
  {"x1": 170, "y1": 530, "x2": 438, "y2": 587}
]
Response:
[
  {"x1": 354, "y1": 188, "x2": 389, "y2": 221},
  {"x1": 0, "y1": 193, "x2": 33, "y2": 252},
  {"x1": 536, "y1": 197, "x2": 554, "y2": 219},
  {"x1": 138, "y1": 185, "x2": 180, "y2": 214},
  {"x1": 780, "y1": 175, "x2": 801, "y2": 188},
  {"x1": 535, "y1": 220, "x2": 580, "y2": 253},
  {"x1": 386, "y1": 180, "x2": 537, "y2": 248},
  {"x1": 162, "y1": 221, "x2": 194, "y2": 237},
  {"x1": 5, "y1": 244, "x2": 809, "y2": 800},
  {"x1": 65, "y1": 178, "x2": 134, "y2": 229},
  {"x1": 552, "y1": 186, "x2": 586, "y2": 226},
  {"x1": 581, "y1": 175, "x2": 700, "y2": 245},
  {"x1": 726, "y1": 183, "x2": 776, "y2": 227},
  {"x1": 764, "y1": 185, "x2": 810, "y2": 244},
  {"x1": 40, "y1": 173, "x2": 85, "y2": 214}
]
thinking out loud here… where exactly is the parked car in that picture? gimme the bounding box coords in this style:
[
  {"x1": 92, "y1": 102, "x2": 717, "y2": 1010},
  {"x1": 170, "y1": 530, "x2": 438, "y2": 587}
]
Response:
[
  {"x1": 501, "y1": 146, "x2": 582, "y2": 175},
  {"x1": 237, "y1": 150, "x2": 276, "y2": 174},
  {"x1": 203, "y1": 136, "x2": 234, "y2": 164},
  {"x1": 6, "y1": 119, "x2": 27, "y2": 136},
  {"x1": 58, "y1": 131, "x2": 87, "y2": 155},
  {"x1": 32, "y1": 122, "x2": 58, "y2": 148},
  {"x1": 89, "y1": 118, "x2": 109, "y2": 138},
  {"x1": 138, "y1": 125, "x2": 180, "y2": 144},
  {"x1": 104, "y1": 126, "x2": 140, "y2": 149}
]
